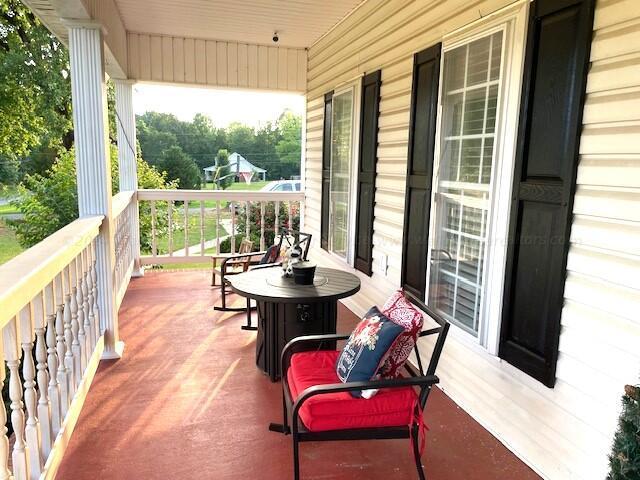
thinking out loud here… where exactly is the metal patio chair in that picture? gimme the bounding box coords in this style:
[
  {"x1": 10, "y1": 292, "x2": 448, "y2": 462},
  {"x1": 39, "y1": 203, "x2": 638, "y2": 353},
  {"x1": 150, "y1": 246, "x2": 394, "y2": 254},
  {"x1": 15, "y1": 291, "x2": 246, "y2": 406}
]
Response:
[
  {"x1": 270, "y1": 299, "x2": 449, "y2": 480},
  {"x1": 213, "y1": 229, "x2": 312, "y2": 330}
]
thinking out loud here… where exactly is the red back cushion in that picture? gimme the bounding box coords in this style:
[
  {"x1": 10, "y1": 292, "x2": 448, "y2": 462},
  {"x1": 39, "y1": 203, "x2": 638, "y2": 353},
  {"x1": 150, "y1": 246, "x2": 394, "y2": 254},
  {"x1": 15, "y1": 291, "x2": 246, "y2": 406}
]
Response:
[{"x1": 379, "y1": 290, "x2": 424, "y2": 378}]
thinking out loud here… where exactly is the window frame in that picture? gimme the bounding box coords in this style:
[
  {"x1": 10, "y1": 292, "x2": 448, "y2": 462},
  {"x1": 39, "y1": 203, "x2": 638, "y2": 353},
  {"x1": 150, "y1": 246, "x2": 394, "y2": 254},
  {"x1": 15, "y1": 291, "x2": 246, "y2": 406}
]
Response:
[
  {"x1": 424, "y1": 2, "x2": 530, "y2": 354},
  {"x1": 327, "y1": 81, "x2": 362, "y2": 266}
]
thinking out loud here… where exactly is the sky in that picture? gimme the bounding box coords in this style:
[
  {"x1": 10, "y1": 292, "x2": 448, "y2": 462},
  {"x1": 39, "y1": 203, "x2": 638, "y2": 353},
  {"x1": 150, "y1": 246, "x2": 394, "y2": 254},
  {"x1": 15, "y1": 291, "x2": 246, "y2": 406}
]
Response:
[{"x1": 133, "y1": 84, "x2": 305, "y2": 127}]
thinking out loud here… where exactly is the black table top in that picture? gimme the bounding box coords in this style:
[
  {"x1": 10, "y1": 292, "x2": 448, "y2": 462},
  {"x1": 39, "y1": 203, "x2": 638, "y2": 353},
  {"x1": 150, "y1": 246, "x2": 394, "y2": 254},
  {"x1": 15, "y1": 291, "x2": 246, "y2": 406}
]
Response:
[{"x1": 228, "y1": 266, "x2": 360, "y2": 303}]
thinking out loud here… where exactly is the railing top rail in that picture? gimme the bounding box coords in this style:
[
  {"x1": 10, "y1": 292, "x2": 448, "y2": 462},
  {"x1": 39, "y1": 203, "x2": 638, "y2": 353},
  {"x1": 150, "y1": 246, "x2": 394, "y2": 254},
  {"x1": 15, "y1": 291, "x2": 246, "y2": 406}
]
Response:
[
  {"x1": 137, "y1": 189, "x2": 305, "y2": 202},
  {"x1": 0, "y1": 215, "x2": 103, "y2": 327},
  {"x1": 112, "y1": 190, "x2": 135, "y2": 218}
]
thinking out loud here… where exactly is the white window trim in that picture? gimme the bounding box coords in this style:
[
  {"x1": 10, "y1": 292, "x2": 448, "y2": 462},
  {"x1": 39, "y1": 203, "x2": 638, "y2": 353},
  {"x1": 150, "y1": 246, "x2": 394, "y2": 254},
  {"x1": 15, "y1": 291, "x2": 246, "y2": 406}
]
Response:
[
  {"x1": 327, "y1": 80, "x2": 362, "y2": 266},
  {"x1": 424, "y1": 1, "x2": 530, "y2": 354}
]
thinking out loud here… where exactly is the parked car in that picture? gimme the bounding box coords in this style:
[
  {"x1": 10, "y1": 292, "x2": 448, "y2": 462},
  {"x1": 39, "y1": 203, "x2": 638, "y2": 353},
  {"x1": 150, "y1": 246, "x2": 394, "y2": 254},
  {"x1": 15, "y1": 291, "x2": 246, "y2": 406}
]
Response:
[{"x1": 260, "y1": 180, "x2": 301, "y2": 192}]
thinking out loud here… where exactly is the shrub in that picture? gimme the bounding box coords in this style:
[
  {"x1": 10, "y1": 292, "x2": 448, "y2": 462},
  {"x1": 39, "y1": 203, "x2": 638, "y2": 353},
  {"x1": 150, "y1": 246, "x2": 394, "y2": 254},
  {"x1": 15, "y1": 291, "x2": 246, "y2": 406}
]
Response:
[
  {"x1": 236, "y1": 201, "x2": 300, "y2": 248},
  {"x1": 11, "y1": 145, "x2": 175, "y2": 250},
  {"x1": 219, "y1": 235, "x2": 245, "y2": 253}
]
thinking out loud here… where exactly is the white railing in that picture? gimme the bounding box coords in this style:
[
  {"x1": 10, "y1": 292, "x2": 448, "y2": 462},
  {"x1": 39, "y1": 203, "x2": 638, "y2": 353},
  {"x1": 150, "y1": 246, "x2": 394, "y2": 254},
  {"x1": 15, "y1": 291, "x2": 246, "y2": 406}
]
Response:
[
  {"x1": 0, "y1": 215, "x2": 105, "y2": 480},
  {"x1": 112, "y1": 191, "x2": 136, "y2": 308},
  {"x1": 137, "y1": 189, "x2": 304, "y2": 265}
]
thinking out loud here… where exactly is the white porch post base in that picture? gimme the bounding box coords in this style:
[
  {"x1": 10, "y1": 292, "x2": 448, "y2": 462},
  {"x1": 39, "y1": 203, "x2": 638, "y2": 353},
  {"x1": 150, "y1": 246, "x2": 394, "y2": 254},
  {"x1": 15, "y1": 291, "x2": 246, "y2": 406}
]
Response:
[
  {"x1": 101, "y1": 340, "x2": 125, "y2": 360},
  {"x1": 68, "y1": 22, "x2": 124, "y2": 360},
  {"x1": 114, "y1": 80, "x2": 143, "y2": 278}
]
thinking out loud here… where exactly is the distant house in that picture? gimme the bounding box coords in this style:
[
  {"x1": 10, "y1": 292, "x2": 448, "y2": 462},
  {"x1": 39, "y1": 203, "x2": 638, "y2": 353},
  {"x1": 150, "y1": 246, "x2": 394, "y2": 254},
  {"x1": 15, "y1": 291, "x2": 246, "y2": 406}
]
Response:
[{"x1": 203, "y1": 152, "x2": 267, "y2": 184}]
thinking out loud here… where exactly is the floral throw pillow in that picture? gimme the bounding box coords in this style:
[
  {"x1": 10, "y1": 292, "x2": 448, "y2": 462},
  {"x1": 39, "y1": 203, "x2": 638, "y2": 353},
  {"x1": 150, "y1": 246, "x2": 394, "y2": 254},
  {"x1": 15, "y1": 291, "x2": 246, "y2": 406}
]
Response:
[
  {"x1": 378, "y1": 290, "x2": 424, "y2": 378},
  {"x1": 336, "y1": 306, "x2": 404, "y2": 398}
]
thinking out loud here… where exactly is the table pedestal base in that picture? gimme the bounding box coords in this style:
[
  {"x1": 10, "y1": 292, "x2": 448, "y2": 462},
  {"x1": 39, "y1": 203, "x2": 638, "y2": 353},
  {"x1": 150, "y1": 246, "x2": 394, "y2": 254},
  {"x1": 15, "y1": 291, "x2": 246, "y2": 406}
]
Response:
[{"x1": 256, "y1": 300, "x2": 338, "y2": 382}]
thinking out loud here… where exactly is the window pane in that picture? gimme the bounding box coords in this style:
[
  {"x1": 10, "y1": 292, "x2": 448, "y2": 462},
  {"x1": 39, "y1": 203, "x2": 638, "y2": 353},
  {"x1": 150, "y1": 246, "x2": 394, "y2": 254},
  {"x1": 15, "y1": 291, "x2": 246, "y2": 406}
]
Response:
[
  {"x1": 329, "y1": 90, "x2": 354, "y2": 258},
  {"x1": 428, "y1": 31, "x2": 503, "y2": 335}
]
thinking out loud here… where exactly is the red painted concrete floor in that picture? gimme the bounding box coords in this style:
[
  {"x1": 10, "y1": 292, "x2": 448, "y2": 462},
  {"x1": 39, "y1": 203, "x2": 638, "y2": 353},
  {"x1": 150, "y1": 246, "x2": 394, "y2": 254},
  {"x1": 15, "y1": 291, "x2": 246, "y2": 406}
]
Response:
[{"x1": 57, "y1": 270, "x2": 540, "y2": 480}]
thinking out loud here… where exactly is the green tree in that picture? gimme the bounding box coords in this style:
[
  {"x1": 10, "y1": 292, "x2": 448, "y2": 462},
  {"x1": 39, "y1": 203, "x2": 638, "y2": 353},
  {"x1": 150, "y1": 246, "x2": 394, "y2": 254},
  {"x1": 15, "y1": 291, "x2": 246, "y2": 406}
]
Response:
[
  {"x1": 214, "y1": 149, "x2": 233, "y2": 189},
  {"x1": 137, "y1": 120, "x2": 179, "y2": 165},
  {"x1": 275, "y1": 111, "x2": 302, "y2": 179},
  {"x1": 158, "y1": 145, "x2": 201, "y2": 190},
  {"x1": 11, "y1": 146, "x2": 174, "y2": 248},
  {"x1": 0, "y1": 0, "x2": 73, "y2": 183},
  {"x1": 253, "y1": 121, "x2": 278, "y2": 178},
  {"x1": 608, "y1": 384, "x2": 640, "y2": 479},
  {"x1": 226, "y1": 122, "x2": 255, "y2": 158}
]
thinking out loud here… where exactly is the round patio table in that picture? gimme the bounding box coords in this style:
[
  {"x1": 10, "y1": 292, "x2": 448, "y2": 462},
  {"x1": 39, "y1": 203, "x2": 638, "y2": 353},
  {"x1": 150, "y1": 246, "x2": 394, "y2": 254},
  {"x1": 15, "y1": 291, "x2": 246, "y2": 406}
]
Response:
[{"x1": 229, "y1": 266, "x2": 360, "y2": 381}]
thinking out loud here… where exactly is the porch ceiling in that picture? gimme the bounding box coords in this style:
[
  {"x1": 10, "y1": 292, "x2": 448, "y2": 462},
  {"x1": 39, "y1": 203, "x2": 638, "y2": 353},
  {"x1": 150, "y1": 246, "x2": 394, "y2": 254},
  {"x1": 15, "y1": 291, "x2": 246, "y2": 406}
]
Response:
[{"x1": 114, "y1": 0, "x2": 365, "y2": 49}]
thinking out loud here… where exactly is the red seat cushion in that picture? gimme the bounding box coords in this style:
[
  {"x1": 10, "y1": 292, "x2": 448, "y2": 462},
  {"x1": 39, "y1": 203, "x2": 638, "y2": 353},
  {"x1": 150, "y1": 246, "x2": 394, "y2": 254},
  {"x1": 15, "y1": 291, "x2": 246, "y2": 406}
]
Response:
[{"x1": 287, "y1": 350, "x2": 418, "y2": 432}]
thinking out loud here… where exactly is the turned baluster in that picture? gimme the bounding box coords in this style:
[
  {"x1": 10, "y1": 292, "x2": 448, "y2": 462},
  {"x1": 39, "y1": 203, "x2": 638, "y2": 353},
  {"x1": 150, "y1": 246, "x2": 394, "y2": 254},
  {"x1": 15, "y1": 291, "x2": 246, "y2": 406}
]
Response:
[
  {"x1": 33, "y1": 292, "x2": 51, "y2": 459},
  {"x1": 33, "y1": 290, "x2": 53, "y2": 457},
  {"x1": 4, "y1": 316, "x2": 29, "y2": 479},
  {"x1": 288, "y1": 201, "x2": 293, "y2": 230},
  {"x1": 55, "y1": 271, "x2": 70, "y2": 415},
  {"x1": 63, "y1": 265, "x2": 76, "y2": 399},
  {"x1": 260, "y1": 202, "x2": 266, "y2": 251},
  {"x1": 275, "y1": 200, "x2": 280, "y2": 236},
  {"x1": 85, "y1": 248, "x2": 97, "y2": 348},
  {"x1": 81, "y1": 248, "x2": 92, "y2": 360},
  {"x1": 76, "y1": 252, "x2": 87, "y2": 372},
  {"x1": 0, "y1": 344, "x2": 11, "y2": 480},
  {"x1": 19, "y1": 304, "x2": 43, "y2": 477},
  {"x1": 46, "y1": 279, "x2": 62, "y2": 435},
  {"x1": 90, "y1": 241, "x2": 101, "y2": 344},
  {"x1": 71, "y1": 257, "x2": 84, "y2": 383}
]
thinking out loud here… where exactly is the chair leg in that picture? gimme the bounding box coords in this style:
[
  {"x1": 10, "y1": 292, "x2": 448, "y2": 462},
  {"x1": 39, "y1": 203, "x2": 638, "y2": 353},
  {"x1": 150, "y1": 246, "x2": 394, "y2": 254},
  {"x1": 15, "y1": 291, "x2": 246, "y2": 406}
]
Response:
[
  {"x1": 412, "y1": 424, "x2": 426, "y2": 480},
  {"x1": 293, "y1": 434, "x2": 300, "y2": 480},
  {"x1": 282, "y1": 394, "x2": 289, "y2": 433}
]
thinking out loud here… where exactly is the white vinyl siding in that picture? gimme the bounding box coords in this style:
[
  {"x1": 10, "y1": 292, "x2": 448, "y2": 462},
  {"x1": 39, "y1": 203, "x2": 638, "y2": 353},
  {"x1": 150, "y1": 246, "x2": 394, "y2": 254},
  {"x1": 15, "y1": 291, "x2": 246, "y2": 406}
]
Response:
[{"x1": 303, "y1": 0, "x2": 640, "y2": 479}]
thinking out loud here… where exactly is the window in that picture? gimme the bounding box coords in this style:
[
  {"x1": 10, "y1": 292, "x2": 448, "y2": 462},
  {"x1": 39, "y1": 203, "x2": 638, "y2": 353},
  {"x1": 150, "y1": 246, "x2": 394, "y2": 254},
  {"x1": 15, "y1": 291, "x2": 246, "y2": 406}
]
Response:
[
  {"x1": 329, "y1": 88, "x2": 355, "y2": 258},
  {"x1": 427, "y1": 31, "x2": 505, "y2": 336}
]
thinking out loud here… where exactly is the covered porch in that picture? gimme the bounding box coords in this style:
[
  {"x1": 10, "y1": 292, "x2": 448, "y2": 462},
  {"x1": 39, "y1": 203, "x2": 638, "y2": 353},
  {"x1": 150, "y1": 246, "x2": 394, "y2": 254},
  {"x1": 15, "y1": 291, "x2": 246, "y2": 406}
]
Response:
[
  {"x1": 2, "y1": 0, "x2": 635, "y2": 478},
  {"x1": 56, "y1": 270, "x2": 538, "y2": 480}
]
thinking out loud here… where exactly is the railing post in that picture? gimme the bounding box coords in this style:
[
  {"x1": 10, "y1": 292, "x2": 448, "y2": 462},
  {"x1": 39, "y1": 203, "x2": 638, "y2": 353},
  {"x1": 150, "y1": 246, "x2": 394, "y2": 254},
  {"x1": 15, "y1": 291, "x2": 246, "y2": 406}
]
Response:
[
  {"x1": 115, "y1": 79, "x2": 143, "y2": 277},
  {"x1": 67, "y1": 21, "x2": 124, "y2": 360}
]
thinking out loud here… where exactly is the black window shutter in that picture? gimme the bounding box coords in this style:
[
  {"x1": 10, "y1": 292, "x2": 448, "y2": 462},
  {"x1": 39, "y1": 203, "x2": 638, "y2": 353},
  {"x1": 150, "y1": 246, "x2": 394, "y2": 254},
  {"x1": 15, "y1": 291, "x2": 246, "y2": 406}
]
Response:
[
  {"x1": 320, "y1": 91, "x2": 333, "y2": 250},
  {"x1": 500, "y1": 0, "x2": 595, "y2": 387},
  {"x1": 354, "y1": 70, "x2": 382, "y2": 275},
  {"x1": 401, "y1": 44, "x2": 441, "y2": 302}
]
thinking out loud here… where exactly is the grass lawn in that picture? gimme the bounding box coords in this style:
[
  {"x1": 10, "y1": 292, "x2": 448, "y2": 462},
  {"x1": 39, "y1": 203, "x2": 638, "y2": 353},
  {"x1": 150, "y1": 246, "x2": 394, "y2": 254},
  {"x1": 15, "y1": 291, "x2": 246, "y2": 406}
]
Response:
[
  {"x1": 0, "y1": 220, "x2": 24, "y2": 265},
  {"x1": 154, "y1": 206, "x2": 229, "y2": 255},
  {"x1": 0, "y1": 204, "x2": 20, "y2": 215},
  {"x1": 203, "y1": 180, "x2": 269, "y2": 191},
  {"x1": 201, "y1": 181, "x2": 269, "y2": 208}
]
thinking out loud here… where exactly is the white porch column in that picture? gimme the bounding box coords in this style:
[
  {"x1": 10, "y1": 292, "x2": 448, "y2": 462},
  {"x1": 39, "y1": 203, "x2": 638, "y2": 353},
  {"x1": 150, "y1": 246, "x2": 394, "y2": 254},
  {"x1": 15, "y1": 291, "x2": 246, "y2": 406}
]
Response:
[
  {"x1": 67, "y1": 22, "x2": 124, "y2": 359},
  {"x1": 114, "y1": 80, "x2": 143, "y2": 277}
]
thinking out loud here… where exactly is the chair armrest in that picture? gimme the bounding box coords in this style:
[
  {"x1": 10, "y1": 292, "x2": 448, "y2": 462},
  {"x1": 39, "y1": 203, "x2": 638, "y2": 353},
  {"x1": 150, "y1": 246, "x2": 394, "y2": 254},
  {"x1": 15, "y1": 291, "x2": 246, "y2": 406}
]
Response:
[
  {"x1": 249, "y1": 262, "x2": 282, "y2": 271},
  {"x1": 291, "y1": 375, "x2": 440, "y2": 426},
  {"x1": 281, "y1": 334, "x2": 351, "y2": 375},
  {"x1": 219, "y1": 252, "x2": 267, "y2": 278}
]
